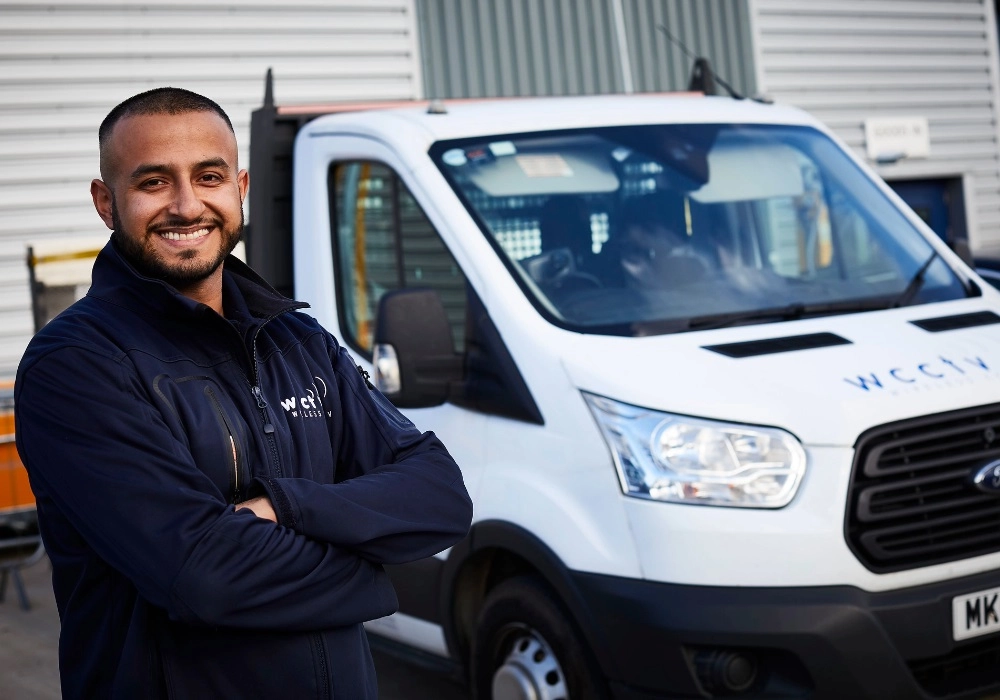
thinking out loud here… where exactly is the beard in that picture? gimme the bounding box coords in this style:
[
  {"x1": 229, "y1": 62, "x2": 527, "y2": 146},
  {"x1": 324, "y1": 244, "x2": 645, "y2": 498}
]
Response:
[{"x1": 110, "y1": 196, "x2": 243, "y2": 289}]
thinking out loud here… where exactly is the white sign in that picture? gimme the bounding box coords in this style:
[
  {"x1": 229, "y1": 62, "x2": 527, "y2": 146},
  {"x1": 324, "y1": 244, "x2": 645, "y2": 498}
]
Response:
[
  {"x1": 864, "y1": 116, "x2": 930, "y2": 162},
  {"x1": 953, "y1": 585, "x2": 1000, "y2": 641}
]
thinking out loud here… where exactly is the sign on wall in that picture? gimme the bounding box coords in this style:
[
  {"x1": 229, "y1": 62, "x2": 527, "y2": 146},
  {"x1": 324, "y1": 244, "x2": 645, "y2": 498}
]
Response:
[{"x1": 864, "y1": 117, "x2": 930, "y2": 162}]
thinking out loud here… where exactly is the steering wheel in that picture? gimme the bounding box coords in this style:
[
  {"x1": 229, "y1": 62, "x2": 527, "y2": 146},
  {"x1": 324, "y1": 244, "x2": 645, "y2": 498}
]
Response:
[{"x1": 523, "y1": 248, "x2": 602, "y2": 291}]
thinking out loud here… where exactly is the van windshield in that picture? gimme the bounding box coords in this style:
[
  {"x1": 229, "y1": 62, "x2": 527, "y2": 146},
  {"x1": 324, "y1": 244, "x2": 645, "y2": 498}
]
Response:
[{"x1": 430, "y1": 124, "x2": 970, "y2": 335}]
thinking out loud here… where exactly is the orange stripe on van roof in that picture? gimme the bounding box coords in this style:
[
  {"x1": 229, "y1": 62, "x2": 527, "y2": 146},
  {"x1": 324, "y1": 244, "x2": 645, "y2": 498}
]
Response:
[{"x1": 275, "y1": 92, "x2": 704, "y2": 117}]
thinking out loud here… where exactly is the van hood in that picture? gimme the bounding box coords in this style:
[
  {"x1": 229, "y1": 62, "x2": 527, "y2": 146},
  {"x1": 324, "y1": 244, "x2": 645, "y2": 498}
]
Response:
[{"x1": 559, "y1": 302, "x2": 1000, "y2": 446}]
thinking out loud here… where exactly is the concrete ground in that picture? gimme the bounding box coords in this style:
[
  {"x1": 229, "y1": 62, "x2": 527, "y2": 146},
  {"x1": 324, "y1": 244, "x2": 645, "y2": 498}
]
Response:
[
  {"x1": 0, "y1": 556, "x2": 469, "y2": 700},
  {"x1": 0, "y1": 557, "x2": 60, "y2": 699}
]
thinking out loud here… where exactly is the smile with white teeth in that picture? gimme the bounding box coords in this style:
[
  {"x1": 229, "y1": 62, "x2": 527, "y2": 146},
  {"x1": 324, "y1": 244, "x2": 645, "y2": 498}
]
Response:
[{"x1": 159, "y1": 228, "x2": 210, "y2": 241}]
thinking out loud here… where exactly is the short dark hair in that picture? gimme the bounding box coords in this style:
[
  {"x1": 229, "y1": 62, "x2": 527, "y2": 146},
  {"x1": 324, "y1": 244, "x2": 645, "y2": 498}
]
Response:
[
  {"x1": 99, "y1": 87, "x2": 233, "y2": 145},
  {"x1": 98, "y1": 87, "x2": 234, "y2": 180}
]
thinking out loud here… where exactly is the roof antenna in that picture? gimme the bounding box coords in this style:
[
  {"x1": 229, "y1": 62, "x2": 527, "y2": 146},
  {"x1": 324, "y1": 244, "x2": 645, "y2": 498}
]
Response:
[
  {"x1": 263, "y1": 67, "x2": 274, "y2": 109},
  {"x1": 656, "y1": 24, "x2": 745, "y2": 100}
]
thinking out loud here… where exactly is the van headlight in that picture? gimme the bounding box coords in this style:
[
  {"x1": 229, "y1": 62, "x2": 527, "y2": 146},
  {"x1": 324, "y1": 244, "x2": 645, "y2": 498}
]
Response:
[{"x1": 584, "y1": 393, "x2": 806, "y2": 508}]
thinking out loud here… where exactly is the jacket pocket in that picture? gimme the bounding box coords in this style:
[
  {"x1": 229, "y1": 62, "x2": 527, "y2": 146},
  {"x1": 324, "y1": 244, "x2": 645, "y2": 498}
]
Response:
[
  {"x1": 151, "y1": 374, "x2": 253, "y2": 502},
  {"x1": 205, "y1": 385, "x2": 250, "y2": 503}
]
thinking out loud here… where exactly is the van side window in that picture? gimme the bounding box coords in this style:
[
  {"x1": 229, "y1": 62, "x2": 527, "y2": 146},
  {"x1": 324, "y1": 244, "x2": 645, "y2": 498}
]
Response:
[{"x1": 330, "y1": 161, "x2": 467, "y2": 356}]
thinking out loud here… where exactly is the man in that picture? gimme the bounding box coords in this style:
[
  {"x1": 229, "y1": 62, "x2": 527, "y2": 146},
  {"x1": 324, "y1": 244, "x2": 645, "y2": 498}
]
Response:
[
  {"x1": 618, "y1": 192, "x2": 710, "y2": 290},
  {"x1": 15, "y1": 88, "x2": 473, "y2": 699},
  {"x1": 539, "y1": 195, "x2": 593, "y2": 267}
]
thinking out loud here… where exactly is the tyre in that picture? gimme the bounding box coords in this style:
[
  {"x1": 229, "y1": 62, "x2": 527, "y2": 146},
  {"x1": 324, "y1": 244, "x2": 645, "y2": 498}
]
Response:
[{"x1": 470, "y1": 575, "x2": 609, "y2": 700}]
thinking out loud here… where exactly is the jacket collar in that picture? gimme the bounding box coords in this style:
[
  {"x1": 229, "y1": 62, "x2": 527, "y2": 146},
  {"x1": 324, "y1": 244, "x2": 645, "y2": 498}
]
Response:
[{"x1": 87, "y1": 240, "x2": 308, "y2": 323}]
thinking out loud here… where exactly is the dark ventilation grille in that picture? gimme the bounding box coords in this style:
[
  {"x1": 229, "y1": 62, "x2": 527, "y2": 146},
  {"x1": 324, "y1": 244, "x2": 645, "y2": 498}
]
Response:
[
  {"x1": 910, "y1": 311, "x2": 1000, "y2": 332},
  {"x1": 909, "y1": 636, "x2": 1000, "y2": 698},
  {"x1": 702, "y1": 332, "x2": 851, "y2": 358},
  {"x1": 846, "y1": 403, "x2": 1000, "y2": 573}
]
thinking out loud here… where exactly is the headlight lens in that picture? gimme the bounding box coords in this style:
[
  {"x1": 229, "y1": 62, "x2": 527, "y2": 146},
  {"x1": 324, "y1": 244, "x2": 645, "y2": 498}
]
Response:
[{"x1": 584, "y1": 393, "x2": 806, "y2": 508}]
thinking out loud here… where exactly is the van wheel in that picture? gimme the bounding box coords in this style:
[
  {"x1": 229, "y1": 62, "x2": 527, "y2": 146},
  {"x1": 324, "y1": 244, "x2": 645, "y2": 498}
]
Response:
[{"x1": 471, "y1": 576, "x2": 608, "y2": 700}]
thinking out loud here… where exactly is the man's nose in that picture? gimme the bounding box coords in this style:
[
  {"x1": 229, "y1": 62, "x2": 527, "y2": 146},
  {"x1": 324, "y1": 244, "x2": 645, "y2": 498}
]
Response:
[{"x1": 168, "y1": 180, "x2": 205, "y2": 220}]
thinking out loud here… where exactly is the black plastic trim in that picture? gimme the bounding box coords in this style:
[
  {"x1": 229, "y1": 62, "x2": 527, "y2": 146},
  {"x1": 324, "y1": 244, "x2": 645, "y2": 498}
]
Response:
[
  {"x1": 386, "y1": 521, "x2": 620, "y2": 680},
  {"x1": 702, "y1": 332, "x2": 851, "y2": 358},
  {"x1": 247, "y1": 101, "x2": 316, "y2": 298},
  {"x1": 458, "y1": 520, "x2": 611, "y2": 670},
  {"x1": 909, "y1": 311, "x2": 1000, "y2": 333},
  {"x1": 451, "y1": 288, "x2": 544, "y2": 425},
  {"x1": 385, "y1": 520, "x2": 1000, "y2": 699},
  {"x1": 574, "y1": 567, "x2": 1000, "y2": 699}
]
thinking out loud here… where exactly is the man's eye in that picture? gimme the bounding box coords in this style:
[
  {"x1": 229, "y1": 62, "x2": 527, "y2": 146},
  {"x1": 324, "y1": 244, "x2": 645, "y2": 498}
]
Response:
[
  {"x1": 200, "y1": 173, "x2": 223, "y2": 182},
  {"x1": 140, "y1": 178, "x2": 165, "y2": 188}
]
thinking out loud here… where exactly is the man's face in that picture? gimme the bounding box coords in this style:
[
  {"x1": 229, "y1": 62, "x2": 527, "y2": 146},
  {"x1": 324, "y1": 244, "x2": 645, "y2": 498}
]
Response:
[
  {"x1": 620, "y1": 223, "x2": 684, "y2": 289},
  {"x1": 92, "y1": 111, "x2": 248, "y2": 289}
]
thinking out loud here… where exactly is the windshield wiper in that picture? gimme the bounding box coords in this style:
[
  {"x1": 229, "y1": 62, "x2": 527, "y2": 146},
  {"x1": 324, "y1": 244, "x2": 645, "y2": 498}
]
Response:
[
  {"x1": 684, "y1": 299, "x2": 892, "y2": 331},
  {"x1": 891, "y1": 250, "x2": 939, "y2": 308}
]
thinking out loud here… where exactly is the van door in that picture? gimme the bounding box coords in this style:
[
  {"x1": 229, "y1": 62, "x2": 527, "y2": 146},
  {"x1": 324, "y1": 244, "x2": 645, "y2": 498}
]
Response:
[
  {"x1": 297, "y1": 144, "x2": 488, "y2": 656},
  {"x1": 324, "y1": 155, "x2": 486, "y2": 484}
]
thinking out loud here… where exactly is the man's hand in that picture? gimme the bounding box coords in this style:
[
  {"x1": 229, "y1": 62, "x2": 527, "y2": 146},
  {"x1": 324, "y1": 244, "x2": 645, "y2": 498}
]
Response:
[{"x1": 236, "y1": 495, "x2": 277, "y2": 522}]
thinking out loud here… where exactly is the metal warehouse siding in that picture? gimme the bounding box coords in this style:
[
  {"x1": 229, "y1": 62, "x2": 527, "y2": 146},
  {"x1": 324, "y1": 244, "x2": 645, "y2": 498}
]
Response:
[
  {"x1": 0, "y1": 0, "x2": 423, "y2": 377},
  {"x1": 620, "y1": 0, "x2": 755, "y2": 96},
  {"x1": 751, "y1": 0, "x2": 1000, "y2": 254},
  {"x1": 416, "y1": 0, "x2": 756, "y2": 97},
  {"x1": 416, "y1": 0, "x2": 625, "y2": 96}
]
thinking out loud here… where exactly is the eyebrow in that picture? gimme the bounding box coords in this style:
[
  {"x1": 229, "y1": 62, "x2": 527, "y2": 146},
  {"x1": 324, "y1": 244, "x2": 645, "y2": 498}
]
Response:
[{"x1": 128, "y1": 158, "x2": 232, "y2": 181}]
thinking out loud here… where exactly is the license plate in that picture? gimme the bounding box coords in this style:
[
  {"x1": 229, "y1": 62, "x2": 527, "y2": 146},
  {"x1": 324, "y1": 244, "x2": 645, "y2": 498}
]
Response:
[{"x1": 953, "y1": 586, "x2": 1000, "y2": 641}]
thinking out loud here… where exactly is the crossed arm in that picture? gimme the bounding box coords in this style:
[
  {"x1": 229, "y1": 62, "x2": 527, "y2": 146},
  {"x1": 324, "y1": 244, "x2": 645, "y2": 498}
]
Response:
[
  {"x1": 18, "y1": 330, "x2": 471, "y2": 632},
  {"x1": 242, "y1": 336, "x2": 473, "y2": 565},
  {"x1": 16, "y1": 344, "x2": 394, "y2": 632}
]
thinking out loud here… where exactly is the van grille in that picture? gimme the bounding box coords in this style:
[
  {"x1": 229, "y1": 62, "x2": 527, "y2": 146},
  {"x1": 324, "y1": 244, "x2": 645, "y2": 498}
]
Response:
[{"x1": 846, "y1": 403, "x2": 1000, "y2": 572}]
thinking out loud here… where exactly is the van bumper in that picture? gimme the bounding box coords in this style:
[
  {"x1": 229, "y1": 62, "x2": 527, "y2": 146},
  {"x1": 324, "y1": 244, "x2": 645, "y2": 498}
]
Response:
[{"x1": 572, "y1": 567, "x2": 1000, "y2": 699}]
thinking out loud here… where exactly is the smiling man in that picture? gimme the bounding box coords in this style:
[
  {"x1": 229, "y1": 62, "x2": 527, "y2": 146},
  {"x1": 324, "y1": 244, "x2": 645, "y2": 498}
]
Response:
[
  {"x1": 15, "y1": 88, "x2": 472, "y2": 699},
  {"x1": 93, "y1": 100, "x2": 247, "y2": 311}
]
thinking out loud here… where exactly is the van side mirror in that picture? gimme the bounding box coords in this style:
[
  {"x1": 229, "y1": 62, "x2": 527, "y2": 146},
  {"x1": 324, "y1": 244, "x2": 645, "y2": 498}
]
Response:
[{"x1": 373, "y1": 289, "x2": 463, "y2": 408}]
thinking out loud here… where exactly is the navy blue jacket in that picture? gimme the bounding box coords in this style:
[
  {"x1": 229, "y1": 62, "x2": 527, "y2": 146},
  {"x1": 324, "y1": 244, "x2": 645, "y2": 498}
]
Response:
[{"x1": 15, "y1": 242, "x2": 473, "y2": 699}]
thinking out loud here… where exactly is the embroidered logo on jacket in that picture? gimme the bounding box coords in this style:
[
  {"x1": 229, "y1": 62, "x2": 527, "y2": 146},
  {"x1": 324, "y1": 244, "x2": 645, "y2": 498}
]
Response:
[{"x1": 279, "y1": 377, "x2": 332, "y2": 419}]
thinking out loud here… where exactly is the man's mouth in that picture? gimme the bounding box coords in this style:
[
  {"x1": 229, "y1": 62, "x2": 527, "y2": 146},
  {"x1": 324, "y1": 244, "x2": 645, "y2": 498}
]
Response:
[{"x1": 158, "y1": 227, "x2": 211, "y2": 242}]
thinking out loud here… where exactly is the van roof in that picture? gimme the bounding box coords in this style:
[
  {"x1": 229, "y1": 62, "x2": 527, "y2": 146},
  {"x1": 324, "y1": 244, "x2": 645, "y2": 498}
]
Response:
[{"x1": 285, "y1": 93, "x2": 821, "y2": 145}]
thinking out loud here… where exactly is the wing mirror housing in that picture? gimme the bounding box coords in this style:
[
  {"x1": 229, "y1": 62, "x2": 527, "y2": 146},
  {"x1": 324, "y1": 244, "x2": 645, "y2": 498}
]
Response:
[{"x1": 373, "y1": 289, "x2": 463, "y2": 408}]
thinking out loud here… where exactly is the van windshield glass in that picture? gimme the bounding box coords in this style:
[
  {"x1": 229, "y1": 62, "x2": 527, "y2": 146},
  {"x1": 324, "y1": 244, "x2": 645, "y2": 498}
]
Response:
[{"x1": 430, "y1": 124, "x2": 970, "y2": 335}]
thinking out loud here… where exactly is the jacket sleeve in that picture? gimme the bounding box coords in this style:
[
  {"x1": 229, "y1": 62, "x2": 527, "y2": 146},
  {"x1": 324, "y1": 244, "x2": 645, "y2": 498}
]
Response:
[
  {"x1": 254, "y1": 335, "x2": 473, "y2": 565},
  {"x1": 15, "y1": 344, "x2": 398, "y2": 632}
]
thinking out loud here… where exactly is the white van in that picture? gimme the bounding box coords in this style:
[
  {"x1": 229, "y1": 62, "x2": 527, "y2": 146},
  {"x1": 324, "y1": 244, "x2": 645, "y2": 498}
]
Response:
[{"x1": 248, "y1": 83, "x2": 1000, "y2": 699}]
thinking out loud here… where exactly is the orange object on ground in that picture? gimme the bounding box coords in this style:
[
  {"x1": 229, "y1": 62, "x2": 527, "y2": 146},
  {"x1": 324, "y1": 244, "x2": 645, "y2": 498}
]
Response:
[{"x1": 0, "y1": 381, "x2": 33, "y2": 514}]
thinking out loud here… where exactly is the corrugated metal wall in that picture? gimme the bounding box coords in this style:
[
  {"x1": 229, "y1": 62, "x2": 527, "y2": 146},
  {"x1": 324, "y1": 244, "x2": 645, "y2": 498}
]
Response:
[
  {"x1": 751, "y1": 0, "x2": 1000, "y2": 254},
  {"x1": 619, "y1": 0, "x2": 756, "y2": 95},
  {"x1": 416, "y1": 0, "x2": 756, "y2": 98},
  {"x1": 0, "y1": 0, "x2": 424, "y2": 377}
]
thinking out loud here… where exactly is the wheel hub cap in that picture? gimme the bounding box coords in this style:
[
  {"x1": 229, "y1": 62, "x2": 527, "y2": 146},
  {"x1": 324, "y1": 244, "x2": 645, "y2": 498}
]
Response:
[{"x1": 491, "y1": 633, "x2": 568, "y2": 700}]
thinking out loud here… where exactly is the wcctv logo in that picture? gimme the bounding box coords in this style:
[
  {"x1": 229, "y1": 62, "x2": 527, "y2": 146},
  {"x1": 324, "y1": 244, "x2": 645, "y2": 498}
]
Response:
[{"x1": 279, "y1": 377, "x2": 331, "y2": 418}]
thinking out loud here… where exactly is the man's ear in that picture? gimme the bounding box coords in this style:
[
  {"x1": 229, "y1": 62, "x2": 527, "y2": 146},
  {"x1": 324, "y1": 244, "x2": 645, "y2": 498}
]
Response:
[
  {"x1": 238, "y1": 168, "x2": 249, "y2": 203},
  {"x1": 91, "y1": 179, "x2": 115, "y2": 230}
]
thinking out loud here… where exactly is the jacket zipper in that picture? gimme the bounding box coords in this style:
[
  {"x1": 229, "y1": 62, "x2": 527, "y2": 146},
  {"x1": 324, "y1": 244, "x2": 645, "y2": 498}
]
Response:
[
  {"x1": 250, "y1": 373, "x2": 280, "y2": 478},
  {"x1": 219, "y1": 310, "x2": 284, "y2": 479},
  {"x1": 243, "y1": 313, "x2": 293, "y2": 480},
  {"x1": 312, "y1": 633, "x2": 331, "y2": 700},
  {"x1": 229, "y1": 435, "x2": 239, "y2": 496},
  {"x1": 229, "y1": 307, "x2": 331, "y2": 698}
]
